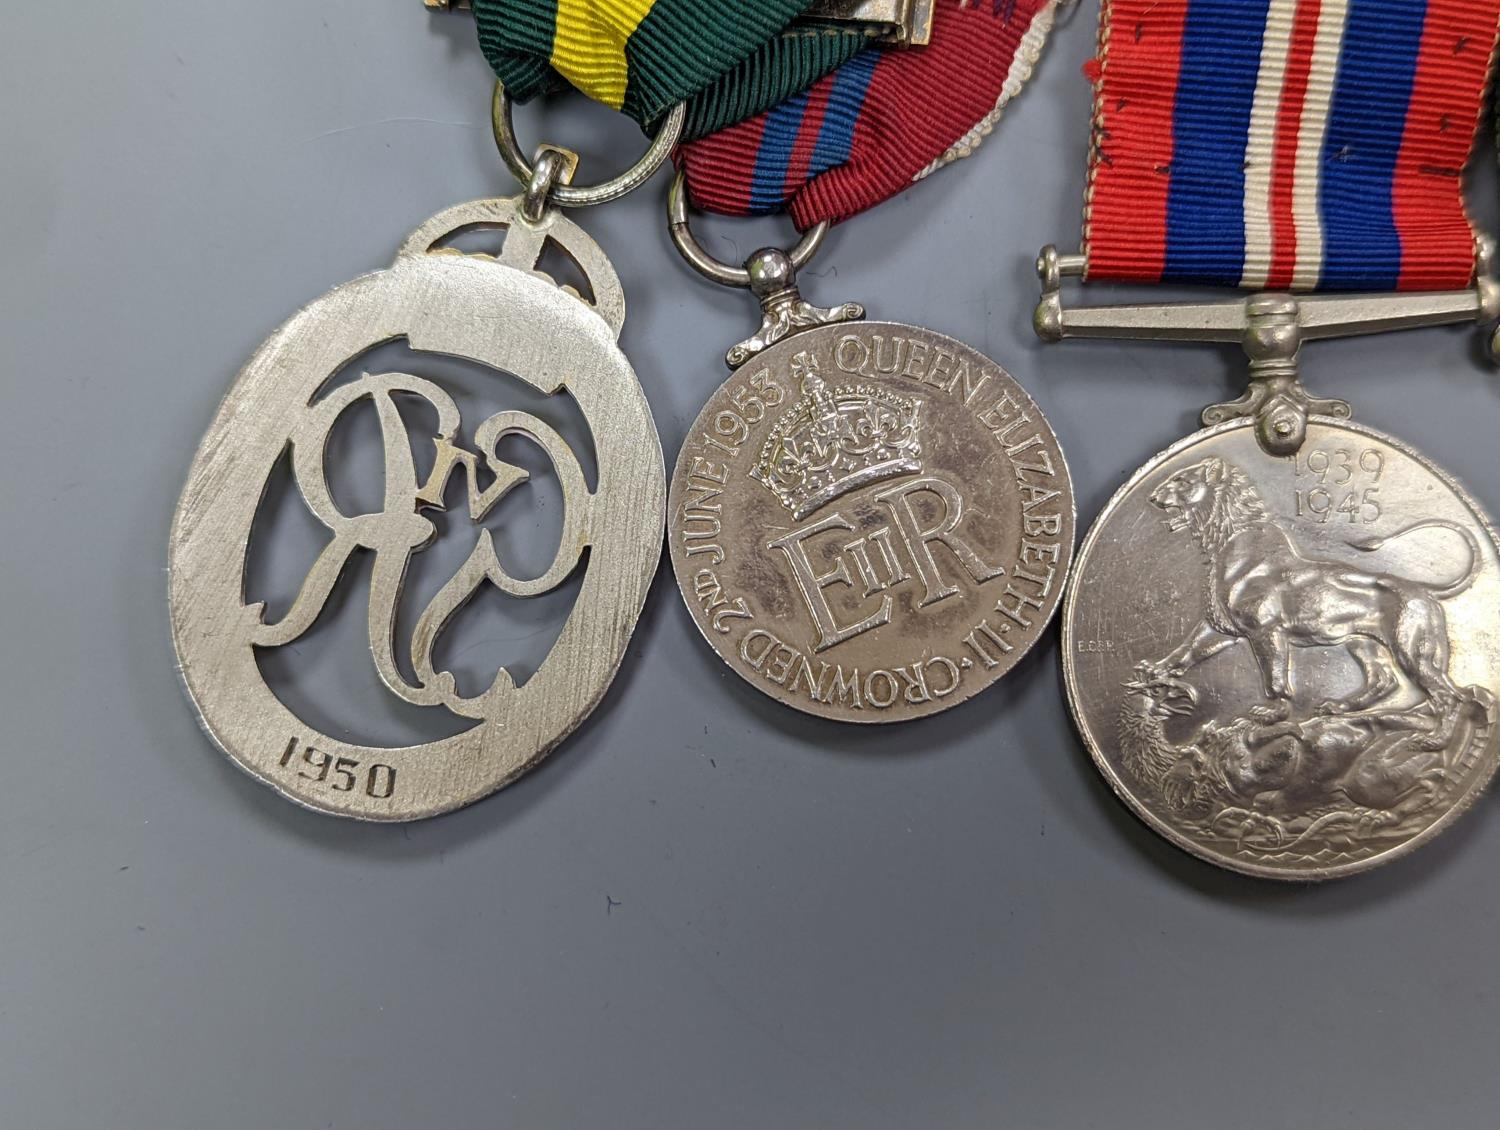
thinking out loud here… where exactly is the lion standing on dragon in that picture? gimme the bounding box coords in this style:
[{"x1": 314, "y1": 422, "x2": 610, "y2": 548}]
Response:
[{"x1": 1116, "y1": 456, "x2": 1495, "y2": 851}]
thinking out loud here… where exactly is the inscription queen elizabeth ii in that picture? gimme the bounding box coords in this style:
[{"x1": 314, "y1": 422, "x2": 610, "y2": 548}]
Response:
[{"x1": 669, "y1": 324, "x2": 1075, "y2": 724}]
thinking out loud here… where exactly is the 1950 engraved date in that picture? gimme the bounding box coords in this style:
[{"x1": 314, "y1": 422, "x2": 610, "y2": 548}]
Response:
[{"x1": 279, "y1": 737, "x2": 397, "y2": 800}]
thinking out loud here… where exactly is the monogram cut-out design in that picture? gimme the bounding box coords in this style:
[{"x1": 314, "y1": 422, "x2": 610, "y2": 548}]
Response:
[
  {"x1": 255, "y1": 371, "x2": 592, "y2": 722},
  {"x1": 171, "y1": 197, "x2": 664, "y2": 820}
]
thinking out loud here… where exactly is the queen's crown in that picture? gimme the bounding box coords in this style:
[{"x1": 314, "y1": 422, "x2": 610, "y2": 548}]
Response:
[{"x1": 751, "y1": 353, "x2": 923, "y2": 519}]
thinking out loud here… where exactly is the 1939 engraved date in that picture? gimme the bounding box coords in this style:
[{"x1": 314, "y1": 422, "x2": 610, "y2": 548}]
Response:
[{"x1": 1293, "y1": 445, "x2": 1384, "y2": 524}]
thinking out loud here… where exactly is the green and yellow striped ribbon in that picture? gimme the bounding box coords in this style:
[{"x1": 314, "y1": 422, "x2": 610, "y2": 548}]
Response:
[{"x1": 473, "y1": 0, "x2": 872, "y2": 135}]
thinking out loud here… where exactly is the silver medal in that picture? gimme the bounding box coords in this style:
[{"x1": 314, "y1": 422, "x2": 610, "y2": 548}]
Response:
[
  {"x1": 1038, "y1": 249, "x2": 1500, "y2": 877},
  {"x1": 665, "y1": 177, "x2": 1075, "y2": 723},
  {"x1": 169, "y1": 91, "x2": 682, "y2": 820},
  {"x1": 1065, "y1": 418, "x2": 1500, "y2": 878}
]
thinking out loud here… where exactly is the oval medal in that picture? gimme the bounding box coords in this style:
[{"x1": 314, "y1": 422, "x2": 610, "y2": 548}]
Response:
[{"x1": 170, "y1": 199, "x2": 664, "y2": 820}]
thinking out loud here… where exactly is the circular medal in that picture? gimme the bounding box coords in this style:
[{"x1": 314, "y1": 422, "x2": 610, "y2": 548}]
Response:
[
  {"x1": 170, "y1": 198, "x2": 663, "y2": 821},
  {"x1": 670, "y1": 322, "x2": 1075, "y2": 723},
  {"x1": 1064, "y1": 417, "x2": 1500, "y2": 879}
]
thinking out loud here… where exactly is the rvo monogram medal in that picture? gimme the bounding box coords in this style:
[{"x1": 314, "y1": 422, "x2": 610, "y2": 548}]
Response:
[
  {"x1": 169, "y1": 89, "x2": 679, "y2": 820},
  {"x1": 667, "y1": 0, "x2": 1073, "y2": 722},
  {"x1": 1040, "y1": 0, "x2": 1500, "y2": 877}
]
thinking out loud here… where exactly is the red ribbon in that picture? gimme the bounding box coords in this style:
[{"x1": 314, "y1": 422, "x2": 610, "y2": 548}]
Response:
[{"x1": 677, "y1": 0, "x2": 1059, "y2": 228}]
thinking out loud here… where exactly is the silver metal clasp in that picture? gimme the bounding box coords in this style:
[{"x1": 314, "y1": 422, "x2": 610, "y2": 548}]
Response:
[
  {"x1": 667, "y1": 171, "x2": 864, "y2": 368},
  {"x1": 804, "y1": 0, "x2": 934, "y2": 44},
  {"x1": 425, "y1": 0, "x2": 932, "y2": 43},
  {"x1": 1034, "y1": 242, "x2": 1500, "y2": 456}
]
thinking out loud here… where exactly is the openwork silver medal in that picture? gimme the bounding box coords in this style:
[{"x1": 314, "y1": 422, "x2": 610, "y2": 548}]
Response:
[{"x1": 169, "y1": 92, "x2": 680, "y2": 820}]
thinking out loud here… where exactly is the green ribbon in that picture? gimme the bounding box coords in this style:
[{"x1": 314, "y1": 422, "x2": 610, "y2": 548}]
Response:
[
  {"x1": 472, "y1": 0, "x2": 873, "y2": 136},
  {"x1": 682, "y1": 22, "x2": 872, "y2": 140}
]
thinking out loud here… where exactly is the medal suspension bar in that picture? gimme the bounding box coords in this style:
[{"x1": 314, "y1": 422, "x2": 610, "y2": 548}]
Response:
[{"x1": 1034, "y1": 242, "x2": 1500, "y2": 458}]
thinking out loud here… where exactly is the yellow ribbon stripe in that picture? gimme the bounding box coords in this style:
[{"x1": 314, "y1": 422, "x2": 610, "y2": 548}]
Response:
[{"x1": 550, "y1": 0, "x2": 659, "y2": 109}]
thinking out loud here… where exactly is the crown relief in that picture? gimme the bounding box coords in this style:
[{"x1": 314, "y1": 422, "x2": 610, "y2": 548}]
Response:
[{"x1": 751, "y1": 353, "x2": 924, "y2": 520}]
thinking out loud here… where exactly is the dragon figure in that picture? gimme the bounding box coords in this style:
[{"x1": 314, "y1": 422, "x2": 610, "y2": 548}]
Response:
[{"x1": 1114, "y1": 664, "x2": 1482, "y2": 856}]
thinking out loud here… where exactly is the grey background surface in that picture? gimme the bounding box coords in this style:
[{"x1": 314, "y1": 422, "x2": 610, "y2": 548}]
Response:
[{"x1": 5, "y1": 2, "x2": 1500, "y2": 1127}]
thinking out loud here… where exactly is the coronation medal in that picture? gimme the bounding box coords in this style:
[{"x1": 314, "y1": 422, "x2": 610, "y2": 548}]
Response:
[
  {"x1": 665, "y1": 216, "x2": 1073, "y2": 724},
  {"x1": 1039, "y1": 0, "x2": 1500, "y2": 878},
  {"x1": 169, "y1": 87, "x2": 679, "y2": 820},
  {"x1": 663, "y1": 0, "x2": 1071, "y2": 723}
]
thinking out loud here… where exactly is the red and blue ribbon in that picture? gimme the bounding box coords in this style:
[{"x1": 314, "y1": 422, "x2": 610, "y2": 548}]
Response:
[
  {"x1": 1085, "y1": 0, "x2": 1500, "y2": 292},
  {"x1": 678, "y1": 0, "x2": 1060, "y2": 229}
]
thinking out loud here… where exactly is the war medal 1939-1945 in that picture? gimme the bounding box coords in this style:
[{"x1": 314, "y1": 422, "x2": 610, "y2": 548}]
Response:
[
  {"x1": 169, "y1": 87, "x2": 678, "y2": 820},
  {"x1": 1037, "y1": 0, "x2": 1500, "y2": 879}
]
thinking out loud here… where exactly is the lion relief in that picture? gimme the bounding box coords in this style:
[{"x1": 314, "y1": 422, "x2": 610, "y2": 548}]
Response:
[{"x1": 1143, "y1": 456, "x2": 1494, "y2": 751}]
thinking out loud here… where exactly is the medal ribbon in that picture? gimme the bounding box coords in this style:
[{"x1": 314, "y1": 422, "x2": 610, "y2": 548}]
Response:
[
  {"x1": 674, "y1": 0, "x2": 1061, "y2": 229},
  {"x1": 680, "y1": 22, "x2": 876, "y2": 141},
  {"x1": 473, "y1": 0, "x2": 872, "y2": 133},
  {"x1": 1084, "y1": 0, "x2": 1500, "y2": 291}
]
